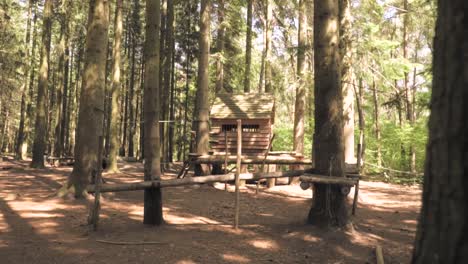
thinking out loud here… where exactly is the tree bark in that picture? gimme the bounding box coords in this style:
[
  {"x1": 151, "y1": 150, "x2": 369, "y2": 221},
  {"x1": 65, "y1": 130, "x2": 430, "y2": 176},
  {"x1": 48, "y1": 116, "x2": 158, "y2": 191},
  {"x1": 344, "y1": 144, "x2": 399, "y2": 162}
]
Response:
[
  {"x1": 309, "y1": 0, "x2": 348, "y2": 227},
  {"x1": 108, "y1": 0, "x2": 123, "y2": 172},
  {"x1": 264, "y1": 0, "x2": 273, "y2": 93},
  {"x1": 167, "y1": 0, "x2": 175, "y2": 162},
  {"x1": 339, "y1": 0, "x2": 354, "y2": 164},
  {"x1": 143, "y1": 0, "x2": 163, "y2": 225},
  {"x1": 243, "y1": 0, "x2": 253, "y2": 93},
  {"x1": 31, "y1": 0, "x2": 53, "y2": 168},
  {"x1": 291, "y1": 0, "x2": 307, "y2": 185},
  {"x1": 215, "y1": 0, "x2": 225, "y2": 93},
  {"x1": 68, "y1": 0, "x2": 110, "y2": 197},
  {"x1": 294, "y1": 0, "x2": 307, "y2": 159},
  {"x1": 193, "y1": 0, "x2": 211, "y2": 176},
  {"x1": 372, "y1": 79, "x2": 382, "y2": 167},
  {"x1": 412, "y1": 1, "x2": 468, "y2": 262},
  {"x1": 15, "y1": 0, "x2": 34, "y2": 160}
]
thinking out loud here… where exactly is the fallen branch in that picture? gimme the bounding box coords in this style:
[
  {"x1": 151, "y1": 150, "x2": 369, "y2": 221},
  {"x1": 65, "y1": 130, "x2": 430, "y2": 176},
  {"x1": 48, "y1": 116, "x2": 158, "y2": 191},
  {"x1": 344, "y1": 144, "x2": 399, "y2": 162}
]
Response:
[{"x1": 96, "y1": 239, "x2": 169, "y2": 245}]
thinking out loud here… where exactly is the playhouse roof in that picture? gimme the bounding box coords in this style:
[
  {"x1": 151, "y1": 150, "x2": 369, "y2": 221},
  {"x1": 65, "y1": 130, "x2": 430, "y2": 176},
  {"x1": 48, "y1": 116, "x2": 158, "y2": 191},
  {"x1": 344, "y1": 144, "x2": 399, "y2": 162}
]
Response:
[{"x1": 210, "y1": 93, "x2": 275, "y2": 120}]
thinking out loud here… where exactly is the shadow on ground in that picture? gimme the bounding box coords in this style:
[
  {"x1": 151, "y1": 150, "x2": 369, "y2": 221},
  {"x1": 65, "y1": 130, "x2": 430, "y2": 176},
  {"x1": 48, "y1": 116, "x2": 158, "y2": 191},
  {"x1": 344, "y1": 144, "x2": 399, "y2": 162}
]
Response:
[{"x1": 0, "y1": 159, "x2": 421, "y2": 263}]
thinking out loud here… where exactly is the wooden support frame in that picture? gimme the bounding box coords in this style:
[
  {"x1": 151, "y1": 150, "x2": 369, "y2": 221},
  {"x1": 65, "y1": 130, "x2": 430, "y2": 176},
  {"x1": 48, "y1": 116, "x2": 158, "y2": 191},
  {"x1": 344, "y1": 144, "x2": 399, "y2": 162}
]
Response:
[{"x1": 86, "y1": 169, "x2": 308, "y2": 194}]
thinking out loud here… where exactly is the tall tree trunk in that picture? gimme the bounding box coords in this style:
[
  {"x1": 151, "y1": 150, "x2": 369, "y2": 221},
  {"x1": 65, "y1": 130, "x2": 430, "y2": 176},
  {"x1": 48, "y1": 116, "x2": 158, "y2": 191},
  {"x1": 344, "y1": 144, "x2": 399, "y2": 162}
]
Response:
[
  {"x1": 193, "y1": 0, "x2": 211, "y2": 176},
  {"x1": 15, "y1": 0, "x2": 34, "y2": 160},
  {"x1": 355, "y1": 78, "x2": 365, "y2": 170},
  {"x1": 54, "y1": 1, "x2": 70, "y2": 157},
  {"x1": 309, "y1": 0, "x2": 348, "y2": 227},
  {"x1": 181, "y1": 0, "x2": 192, "y2": 161},
  {"x1": 143, "y1": 0, "x2": 163, "y2": 225},
  {"x1": 402, "y1": 0, "x2": 415, "y2": 173},
  {"x1": 291, "y1": 0, "x2": 307, "y2": 185},
  {"x1": 31, "y1": 0, "x2": 53, "y2": 168},
  {"x1": 243, "y1": 0, "x2": 253, "y2": 93},
  {"x1": 108, "y1": 0, "x2": 123, "y2": 172},
  {"x1": 372, "y1": 79, "x2": 382, "y2": 167},
  {"x1": 215, "y1": 0, "x2": 225, "y2": 93},
  {"x1": 264, "y1": 0, "x2": 273, "y2": 93},
  {"x1": 24, "y1": 11, "x2": 39, "y2": 158},
  {"x1": 68, "y1": 0, "x2": 110, "y2": 197},
  {"x1": 294, "y1": 0, "x2": 307, "y2": 157},
  {"x1": 339, "y1": 0, "x2": 354, "y2": 164},
  {"x1": 412, "y1": 1, "x2": 468, "y2": 262},
  {"x1": 128, "y1": 40, "x2": 136, "y2": 157},
  {"x1": 166, "y1": 0, "x2": 175, "y2": 162},
  {"x1": 161, "y1": 0, "x2": 174, "y2": 164}
]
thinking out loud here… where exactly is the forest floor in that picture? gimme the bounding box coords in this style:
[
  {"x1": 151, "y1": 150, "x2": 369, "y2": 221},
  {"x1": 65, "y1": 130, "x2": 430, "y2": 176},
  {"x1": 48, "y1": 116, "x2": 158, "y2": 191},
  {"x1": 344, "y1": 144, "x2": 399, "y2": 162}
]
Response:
[{"x1": 0, "y1": 157, "x2": 421, "y2": 264}]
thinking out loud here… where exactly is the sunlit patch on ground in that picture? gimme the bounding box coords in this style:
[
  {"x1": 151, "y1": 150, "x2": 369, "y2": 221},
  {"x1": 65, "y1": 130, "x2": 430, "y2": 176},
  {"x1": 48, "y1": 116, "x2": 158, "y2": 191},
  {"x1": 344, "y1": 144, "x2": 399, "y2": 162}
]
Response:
[
  {"x1": 175, "y1": 260, "x2": 197, "y2": 264},
  {"x1": 248, "y1": 238, "x2": 279, "y2": 250},
  {"x1": 222, "y1": 253, "x2": 251, "y2": 263},
  {"x1": 0, "y1": 211, "x2": 10, "y2": 232}
]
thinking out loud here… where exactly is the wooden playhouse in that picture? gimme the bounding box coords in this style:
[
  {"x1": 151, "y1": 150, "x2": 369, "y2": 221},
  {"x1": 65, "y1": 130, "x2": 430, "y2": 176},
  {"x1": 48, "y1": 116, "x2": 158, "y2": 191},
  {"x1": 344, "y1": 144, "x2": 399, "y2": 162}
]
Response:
[{"x1": 209, "y1": 93, "x2": 275, "y2": 155}]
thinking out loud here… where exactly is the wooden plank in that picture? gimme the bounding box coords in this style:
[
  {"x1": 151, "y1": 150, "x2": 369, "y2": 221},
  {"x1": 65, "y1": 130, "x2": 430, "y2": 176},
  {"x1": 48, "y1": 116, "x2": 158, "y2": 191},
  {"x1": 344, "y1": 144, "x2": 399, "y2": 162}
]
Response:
[
  {"x1": 300, "y1": 174, "x2": 357, "y2": 186},
  {"x1": 193, "y1": 154, "x2": 311, "y2": 165}
]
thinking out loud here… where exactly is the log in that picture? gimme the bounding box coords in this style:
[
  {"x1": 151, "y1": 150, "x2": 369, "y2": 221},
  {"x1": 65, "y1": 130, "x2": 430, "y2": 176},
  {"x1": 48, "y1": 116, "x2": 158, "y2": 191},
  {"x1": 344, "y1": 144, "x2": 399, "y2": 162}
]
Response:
[
  {"x1": 299, "y1": 174, "x2": 358, "y2": 186},
  {"x1": 191, "y1": 154, "x2": 311, "y2": 165},
  {"x1": 86, "y1": 169, "x2": 309, "y2": 193}
]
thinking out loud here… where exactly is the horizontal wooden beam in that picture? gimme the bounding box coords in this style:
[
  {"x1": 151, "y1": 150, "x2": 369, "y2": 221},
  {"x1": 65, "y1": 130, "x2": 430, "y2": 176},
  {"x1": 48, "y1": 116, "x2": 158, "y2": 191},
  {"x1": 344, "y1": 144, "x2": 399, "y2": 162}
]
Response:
[
  {"x1": 87, "y1": 170, "x2": 307, "y2": 193},
  {"x1": 191, "y1": 154, "x2": 312, "y2": 165},
  {"x1": 300, "y1": 174, "x2": 358, "y2": 186}
]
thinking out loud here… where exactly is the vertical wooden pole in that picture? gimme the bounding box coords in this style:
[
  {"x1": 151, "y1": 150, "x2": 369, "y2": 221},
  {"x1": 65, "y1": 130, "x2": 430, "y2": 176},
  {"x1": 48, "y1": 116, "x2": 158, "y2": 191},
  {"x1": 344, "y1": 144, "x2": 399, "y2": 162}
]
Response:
[
  {"x1": 224, "y1": 130, "x2": 228, "y2": 191},
  {"x1": 234, "y1": 119, "x2": 242, "y2": 229}
]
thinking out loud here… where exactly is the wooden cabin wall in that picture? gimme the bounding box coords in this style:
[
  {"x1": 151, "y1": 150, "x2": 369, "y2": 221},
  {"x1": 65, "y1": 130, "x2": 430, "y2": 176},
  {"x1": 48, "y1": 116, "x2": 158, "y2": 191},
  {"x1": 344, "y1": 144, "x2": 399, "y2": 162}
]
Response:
[{"x1": 210, "y1": 118, "x2": 272, "y2": 154}]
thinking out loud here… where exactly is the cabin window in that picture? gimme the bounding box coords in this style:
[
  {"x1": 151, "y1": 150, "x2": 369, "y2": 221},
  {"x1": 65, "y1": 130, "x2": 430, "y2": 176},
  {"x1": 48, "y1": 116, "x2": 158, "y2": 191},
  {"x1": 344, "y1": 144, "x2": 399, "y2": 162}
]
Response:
[{"x1": 222, "y1": 124, "x2": 260, "y2": 132}]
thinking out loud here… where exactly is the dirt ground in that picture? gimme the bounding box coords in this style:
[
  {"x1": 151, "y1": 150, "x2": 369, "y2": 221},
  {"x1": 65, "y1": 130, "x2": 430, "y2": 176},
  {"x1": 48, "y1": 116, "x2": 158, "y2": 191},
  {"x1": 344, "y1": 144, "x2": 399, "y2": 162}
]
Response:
[{"x1": 0, "y1": 158, "x2": 421, "y2": 264}]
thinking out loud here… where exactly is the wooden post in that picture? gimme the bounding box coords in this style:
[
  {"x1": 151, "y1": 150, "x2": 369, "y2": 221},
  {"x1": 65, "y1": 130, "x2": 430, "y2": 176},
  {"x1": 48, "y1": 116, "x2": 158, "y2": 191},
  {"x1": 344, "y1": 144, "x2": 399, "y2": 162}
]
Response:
[
  {"x1": 224, "y1": 130, "x2": 228, "y2": 191},
  {"x1": 352, "y1": 179, "x2": 359, "y2": 215},
  {"x1": 376, "y1": 245, "x2": 385, "y2": 264},
  {"x1": 234, "y1": 119, "x2": 242, "y2": 229}
]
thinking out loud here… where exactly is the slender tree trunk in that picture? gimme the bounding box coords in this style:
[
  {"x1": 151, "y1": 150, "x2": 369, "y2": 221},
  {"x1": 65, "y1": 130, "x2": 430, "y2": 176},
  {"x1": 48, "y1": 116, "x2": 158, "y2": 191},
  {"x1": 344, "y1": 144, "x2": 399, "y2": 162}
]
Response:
[
  {"x1": 68, "y1": 0, "x2": 110, "y2": 197},
  {"x1": 128, "y1": 41, "x2": 136, "y2": 157},
  {"x1": 167, "y1": 0, "x2": 175, "y2": 162},
  {"x1": 402, "y1": 0, "x2": 415, "y2": 173},
  {"x1": 264, "y1": 0, "x2": 273, "y2": 93},
  {"x1": 15, "y1": 0, "x2": 34, "y2": 160},
  {"x1": 412, "y1": 1, "x2": 468, "y2": 262},
  {"x1": 108, "y1": 0, "x2": 123, "y2": 172},
  {"x1": 54, "y1": 2, "x2": 70, "y2": 157},
  {"x1": 243, "y1": 0, "x2": 253, "y2": 93},
  {"x1": 372, "y1": 79, "x2": 382, "y2": 167},
  {"x1": 215, "y1": 0, "x2": 225, "y2": 93},
  {"x1": 291, "y1": 0, "x2": 307, "y2": 184},
  {"x1": 355, "y1": 78, "x2": 365, "y2": 170},
  {"x1": 193, "y1": 0, "x2": 211, "y2": 176},
  {"x1": 162, "y1": 0, "x2": 174, "y2": 164},
  {"x1": 143, "y1": 0, "x2": 163, "y2": 225},
  {"x1": 31, "y1": 0, "x2": 53, "y2": 168},
  {"x1": 339, "y1": 0, "x2": 354, "y2": 164},
  {"x1": 309, "y1": 0, "x2": 348, "y2": 227}
]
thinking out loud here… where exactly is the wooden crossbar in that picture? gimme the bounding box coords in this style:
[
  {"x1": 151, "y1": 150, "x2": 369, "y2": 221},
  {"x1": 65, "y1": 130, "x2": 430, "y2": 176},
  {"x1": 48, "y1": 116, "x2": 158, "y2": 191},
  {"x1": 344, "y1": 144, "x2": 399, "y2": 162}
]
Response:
[
  {"x1": 299, "y1": 174, "x2": 360, "y2": 215},
  {"x1": 86, "y1": 169, "x2": 307, "y2": 194}
]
